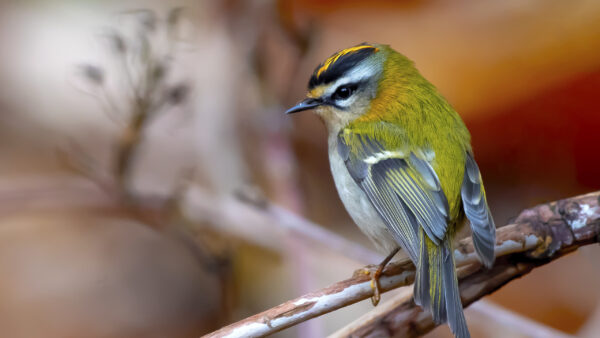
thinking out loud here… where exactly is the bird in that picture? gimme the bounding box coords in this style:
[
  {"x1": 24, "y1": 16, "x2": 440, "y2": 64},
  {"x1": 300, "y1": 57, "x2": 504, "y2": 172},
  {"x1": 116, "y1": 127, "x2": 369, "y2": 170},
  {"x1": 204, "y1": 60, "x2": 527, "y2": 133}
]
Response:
[{"x1": 285, "y1": 43, "x2": 496, "y2": 338}]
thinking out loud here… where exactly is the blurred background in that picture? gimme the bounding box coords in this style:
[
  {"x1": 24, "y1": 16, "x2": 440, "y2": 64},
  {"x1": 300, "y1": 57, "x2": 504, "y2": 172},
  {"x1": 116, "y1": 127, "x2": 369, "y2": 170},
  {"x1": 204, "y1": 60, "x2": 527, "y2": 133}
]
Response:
[{"x1": 1, "y1": 0, "x2": 600, "y2": 337}]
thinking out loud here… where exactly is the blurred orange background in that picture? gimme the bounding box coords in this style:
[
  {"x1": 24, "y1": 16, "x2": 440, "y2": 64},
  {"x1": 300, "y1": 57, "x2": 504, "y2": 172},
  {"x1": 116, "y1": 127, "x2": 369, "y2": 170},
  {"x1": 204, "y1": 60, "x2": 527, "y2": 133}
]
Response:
[{"x1": 0, "y1": 0, "x2": 599, "y2": 337}]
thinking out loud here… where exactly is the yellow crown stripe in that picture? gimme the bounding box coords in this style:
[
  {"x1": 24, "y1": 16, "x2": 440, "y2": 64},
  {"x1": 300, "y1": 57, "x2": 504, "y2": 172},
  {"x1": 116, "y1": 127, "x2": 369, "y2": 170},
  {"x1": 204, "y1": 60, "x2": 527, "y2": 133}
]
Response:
[{"x1": 316, "y1": 45, "x2": 377, "y2": 77}]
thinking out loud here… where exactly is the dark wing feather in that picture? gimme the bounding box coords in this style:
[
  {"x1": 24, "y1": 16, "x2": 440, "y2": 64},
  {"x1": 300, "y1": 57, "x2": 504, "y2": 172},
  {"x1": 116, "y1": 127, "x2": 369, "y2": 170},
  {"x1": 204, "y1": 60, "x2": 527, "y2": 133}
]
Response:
[
  {"x1": 361, "y1": 170, "x2": 420, "y2": 260},
  {"x1": 377, "y1": 157, "x2": 448, "y2": 243},
  {"x1": 461, "y1": 152, "x2": 496, "y2": 267},
  {"x1": 337, "y1": 132, "x2": 449, "y2": 256}
]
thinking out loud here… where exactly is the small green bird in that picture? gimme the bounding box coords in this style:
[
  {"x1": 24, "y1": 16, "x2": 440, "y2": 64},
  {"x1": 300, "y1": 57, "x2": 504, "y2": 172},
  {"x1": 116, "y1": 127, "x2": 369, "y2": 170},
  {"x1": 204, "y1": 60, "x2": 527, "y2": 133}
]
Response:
[{"x1": 286, "y1": 43, "x2": 496, "y2": 338}]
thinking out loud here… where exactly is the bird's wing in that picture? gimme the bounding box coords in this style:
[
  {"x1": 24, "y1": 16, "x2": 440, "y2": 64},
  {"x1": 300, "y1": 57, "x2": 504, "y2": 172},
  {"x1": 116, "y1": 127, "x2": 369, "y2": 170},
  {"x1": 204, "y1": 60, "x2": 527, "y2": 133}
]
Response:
[
  {"x1": 461, "y1": 152, "x2": 496, "y2": 267},
  {"x1": 337, "y1": 130, "x2": 450, "y2": 262}
]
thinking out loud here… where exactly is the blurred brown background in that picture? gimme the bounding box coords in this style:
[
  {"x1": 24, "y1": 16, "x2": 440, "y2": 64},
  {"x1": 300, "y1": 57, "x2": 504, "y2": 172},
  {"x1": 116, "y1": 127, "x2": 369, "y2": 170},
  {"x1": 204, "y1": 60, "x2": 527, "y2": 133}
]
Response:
[{"x1": 1, "y1": 0, "x2": 600, "y2": 337}]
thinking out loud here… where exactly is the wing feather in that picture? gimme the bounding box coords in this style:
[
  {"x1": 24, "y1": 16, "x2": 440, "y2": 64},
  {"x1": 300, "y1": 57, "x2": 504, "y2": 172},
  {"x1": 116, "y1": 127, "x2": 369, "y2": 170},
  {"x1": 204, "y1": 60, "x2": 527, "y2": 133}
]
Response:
[
  {"x1": 461, "y1": 153, "x2": 496, "y2": 267},
  {"x1": 361, "y1": 176, "x2": 420, "y2": 261},
  {"x1": 338, "y1": 132, "x2": 449, "y2": 249}
]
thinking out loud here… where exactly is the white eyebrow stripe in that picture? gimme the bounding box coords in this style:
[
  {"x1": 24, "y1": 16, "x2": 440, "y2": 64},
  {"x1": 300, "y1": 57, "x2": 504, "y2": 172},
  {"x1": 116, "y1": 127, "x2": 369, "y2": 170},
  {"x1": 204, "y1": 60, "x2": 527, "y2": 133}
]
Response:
[{"x1": 324, "y1": 62, "x2": 379, "y2": 97}]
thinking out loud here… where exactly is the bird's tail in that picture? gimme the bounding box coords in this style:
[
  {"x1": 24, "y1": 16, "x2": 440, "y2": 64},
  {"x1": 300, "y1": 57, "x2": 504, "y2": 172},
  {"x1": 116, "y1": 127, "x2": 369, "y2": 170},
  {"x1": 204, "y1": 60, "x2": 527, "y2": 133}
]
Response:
[{"x1": 414, "y1": 230, "x2": 469, "y2": 338}]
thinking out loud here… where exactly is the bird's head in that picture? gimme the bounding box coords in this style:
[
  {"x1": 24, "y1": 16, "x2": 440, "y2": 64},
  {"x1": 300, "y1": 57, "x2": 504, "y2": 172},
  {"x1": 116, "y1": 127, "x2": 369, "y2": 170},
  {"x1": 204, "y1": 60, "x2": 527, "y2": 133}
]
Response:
[{"x1": 286, "y1": 43, "x2": 393, "y2": 130}]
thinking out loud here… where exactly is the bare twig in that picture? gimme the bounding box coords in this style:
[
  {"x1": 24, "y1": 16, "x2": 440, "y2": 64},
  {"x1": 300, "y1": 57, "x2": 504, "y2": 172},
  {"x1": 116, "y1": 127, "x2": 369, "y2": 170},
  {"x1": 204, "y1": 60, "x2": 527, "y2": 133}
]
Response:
[
  {"x1": 183, "y1": 187, "x2": 382, "y2": 264},
  {"x1": 332, "y1": 284, "x2": 576, "y2": 338},
  {"x1": 203, "y1": 191, "x2": 600, "y2": 338},
  {"x1": 0, "y1": 172, "x2": 379, "y2": 266}
]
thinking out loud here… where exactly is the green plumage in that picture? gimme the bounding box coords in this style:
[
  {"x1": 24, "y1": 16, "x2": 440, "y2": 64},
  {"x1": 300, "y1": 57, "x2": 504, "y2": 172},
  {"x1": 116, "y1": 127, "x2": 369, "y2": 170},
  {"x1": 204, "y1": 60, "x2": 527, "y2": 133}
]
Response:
[
  {"x1": 337, "y1": 46, "x2": 494, "y2": 338},
  {"x1": 346, "y1": 47, "x2": 472, "y2": 218},
  {"x1": 287, "y1": 43, "x2": 496, "y2": 338}
]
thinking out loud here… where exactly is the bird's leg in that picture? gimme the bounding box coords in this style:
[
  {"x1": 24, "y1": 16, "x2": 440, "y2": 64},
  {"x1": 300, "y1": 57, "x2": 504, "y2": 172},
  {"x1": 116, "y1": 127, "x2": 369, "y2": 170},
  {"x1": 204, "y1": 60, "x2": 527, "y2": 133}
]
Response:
[
  {"x1": 370, "y1": 247, "x2": 400, "y2": 305},
  {"x1": 355, "y1": 247, "x2": 400, "y2": 306}
]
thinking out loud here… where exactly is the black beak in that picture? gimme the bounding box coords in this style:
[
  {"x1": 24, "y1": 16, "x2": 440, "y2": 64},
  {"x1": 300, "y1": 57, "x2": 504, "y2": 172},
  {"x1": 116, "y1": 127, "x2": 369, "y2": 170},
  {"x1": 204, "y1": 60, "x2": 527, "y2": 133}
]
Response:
[{"x1": 285, "y1": 98, "x2": 323, "y2": 114}]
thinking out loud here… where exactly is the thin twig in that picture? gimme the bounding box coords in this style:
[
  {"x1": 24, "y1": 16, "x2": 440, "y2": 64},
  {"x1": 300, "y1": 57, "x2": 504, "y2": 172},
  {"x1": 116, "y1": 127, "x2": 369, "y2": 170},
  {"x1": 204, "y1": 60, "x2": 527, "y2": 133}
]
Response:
[
  {"x1": 0, "y1": 173, "x2": 379, "y2": 266},
  {"x1": 183, "y1": 187, "x2": 383, "y2": 264},
  {"x1": 203, "y1": 191, "x2": 600, "y2": 338},
  {"x1": 332, "y1": 294, "x2": 574, "y2": 338}
]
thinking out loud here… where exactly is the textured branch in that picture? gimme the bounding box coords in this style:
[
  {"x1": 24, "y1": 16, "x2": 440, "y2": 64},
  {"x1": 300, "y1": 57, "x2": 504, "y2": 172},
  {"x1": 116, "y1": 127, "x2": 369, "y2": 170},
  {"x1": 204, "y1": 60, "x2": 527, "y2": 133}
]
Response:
[{"x1": 203, "y1": 191, "x2": 600, "y2": 338}]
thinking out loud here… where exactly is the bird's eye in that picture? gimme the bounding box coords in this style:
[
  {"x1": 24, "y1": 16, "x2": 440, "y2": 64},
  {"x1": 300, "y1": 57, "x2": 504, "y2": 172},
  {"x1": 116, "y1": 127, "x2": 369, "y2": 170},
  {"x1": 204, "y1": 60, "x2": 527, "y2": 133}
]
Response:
[{"x1": 332, "y1": 84, "x2": 356, "y2": 101}]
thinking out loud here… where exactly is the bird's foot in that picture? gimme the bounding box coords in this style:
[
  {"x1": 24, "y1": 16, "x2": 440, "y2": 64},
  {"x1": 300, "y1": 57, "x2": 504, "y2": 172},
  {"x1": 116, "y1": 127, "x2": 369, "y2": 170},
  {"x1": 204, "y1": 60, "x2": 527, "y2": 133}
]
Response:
[
  {"x1": 353, "y1": 264, "x2": 384, "y2": 306},
  {"x1": 352, "y1": 248, "x2": 400, "y2": 307}
]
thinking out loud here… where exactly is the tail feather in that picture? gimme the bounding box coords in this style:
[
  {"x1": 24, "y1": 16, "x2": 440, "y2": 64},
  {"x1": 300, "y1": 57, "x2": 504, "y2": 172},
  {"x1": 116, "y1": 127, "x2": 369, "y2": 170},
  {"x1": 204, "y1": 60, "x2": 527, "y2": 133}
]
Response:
[
  {"x1": 428, "y1": 238, "x2": 446, "y2": 323},
  {"x1": 414, "y1": 230, "x2": 430, "y2": 311},
  {"x1": 442, "y1": 238, "x2": 469, "y2": 338},
  {"x1": 414, "y1": 229, "x2": 470, "y2": 338}
]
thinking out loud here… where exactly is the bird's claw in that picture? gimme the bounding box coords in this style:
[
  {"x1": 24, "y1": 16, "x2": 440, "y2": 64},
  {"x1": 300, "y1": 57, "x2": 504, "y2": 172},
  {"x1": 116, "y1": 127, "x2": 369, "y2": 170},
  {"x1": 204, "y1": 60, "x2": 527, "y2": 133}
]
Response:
[
  {"x1": 353, "y1": 248, "x2": 399, "y2": 307},
  {"x1": 353, "y1": 265, "x2": 383, "y2": 306},
  {"x1": 370, "y1": 277, "x2": 381, "y2": 306}
]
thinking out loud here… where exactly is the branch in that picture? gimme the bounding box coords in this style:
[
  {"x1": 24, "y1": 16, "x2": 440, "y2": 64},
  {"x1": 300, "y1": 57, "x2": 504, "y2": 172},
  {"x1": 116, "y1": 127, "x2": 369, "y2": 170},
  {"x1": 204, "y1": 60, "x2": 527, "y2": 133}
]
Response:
[
  {"x1": 203, "y1": 191, "x2": 600, "y2": 338},
  {"x1": 183, "y1": 187, "x2": 383, "y2": 264}
]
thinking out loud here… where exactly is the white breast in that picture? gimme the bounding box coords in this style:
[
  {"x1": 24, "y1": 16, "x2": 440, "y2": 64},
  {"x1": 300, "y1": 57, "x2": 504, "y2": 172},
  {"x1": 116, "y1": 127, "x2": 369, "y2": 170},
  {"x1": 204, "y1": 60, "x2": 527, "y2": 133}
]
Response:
[{"x1": 328, "y1": 135, "x2": 399, "y2": 254}]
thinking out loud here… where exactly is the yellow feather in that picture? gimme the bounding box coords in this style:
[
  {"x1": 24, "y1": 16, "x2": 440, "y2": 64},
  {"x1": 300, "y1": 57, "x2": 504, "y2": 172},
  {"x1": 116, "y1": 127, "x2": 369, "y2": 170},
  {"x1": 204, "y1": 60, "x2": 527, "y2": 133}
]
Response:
[
  {"x1": 316, "y1": 45, "x2": 378, "y2": 77},
  {"x1": 308, "y1": 85, "x2": 327, "y2": 98}
]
